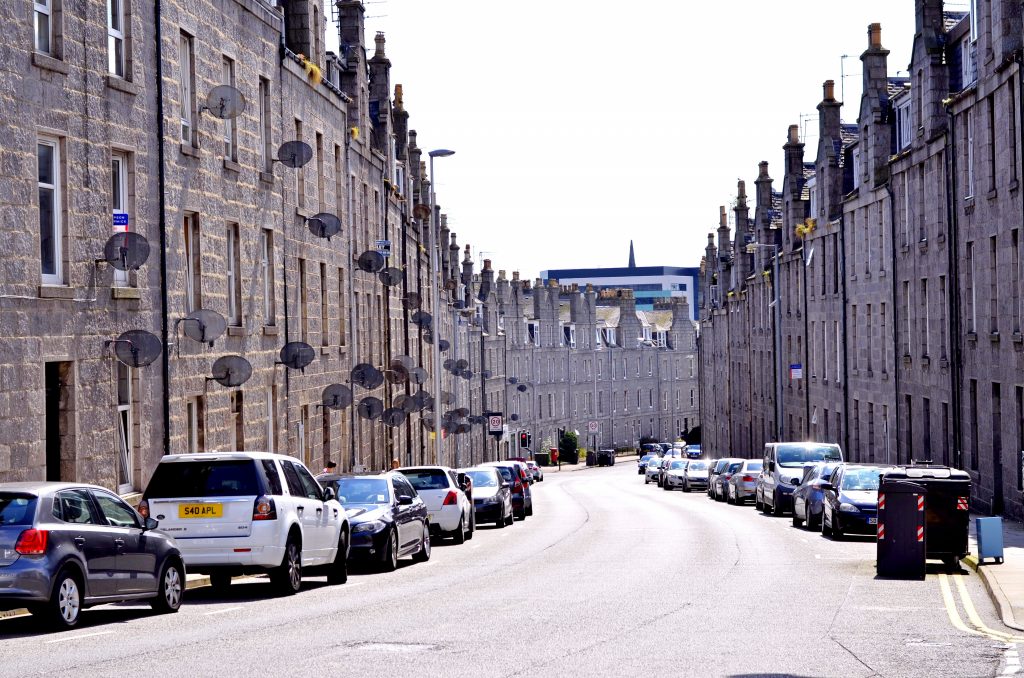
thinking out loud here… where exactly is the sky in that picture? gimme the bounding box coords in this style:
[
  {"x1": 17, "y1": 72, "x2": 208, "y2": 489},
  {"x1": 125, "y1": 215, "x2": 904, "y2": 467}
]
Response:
[{"x1": 327, "y1": 1, "x2": 962, "y2": 279}]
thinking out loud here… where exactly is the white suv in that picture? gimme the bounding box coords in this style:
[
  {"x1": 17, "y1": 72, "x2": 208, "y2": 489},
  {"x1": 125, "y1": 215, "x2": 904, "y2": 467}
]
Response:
[
  {"x1": 139, "y1": 452, "x2": 349, "y2": 594},
  {"x1": 395, "y1": 466, "x2": 474, "y2": 544}
]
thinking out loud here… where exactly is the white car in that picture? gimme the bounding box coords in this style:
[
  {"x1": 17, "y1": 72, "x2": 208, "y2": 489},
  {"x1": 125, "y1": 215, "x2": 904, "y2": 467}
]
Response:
[
  {"x1": 661, "y1": 459, "x2": 690, "y2": 490},
  {"x1": 139, "y1": 451, "x2": 349, "y2": 595},
  {"x1": 395, "y1": 466, "x2": 474, "y2": 543},
  {"x1": 644, "y1": 457, "x2": 663, "y2": 484}
]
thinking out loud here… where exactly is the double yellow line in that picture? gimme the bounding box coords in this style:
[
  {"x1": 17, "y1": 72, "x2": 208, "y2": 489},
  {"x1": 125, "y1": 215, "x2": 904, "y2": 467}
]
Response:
[{"x1": 938, "y1": 573, "x2": 1024, "y2": 642}]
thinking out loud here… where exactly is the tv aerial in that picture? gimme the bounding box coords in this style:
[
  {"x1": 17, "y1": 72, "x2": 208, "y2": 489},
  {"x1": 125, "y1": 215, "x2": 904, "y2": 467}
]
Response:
[
  {"x1": 321, "y1": 384, "x2": 353, "y2": 410},
  {"x1": 278, "y1": 341, "x2": 315, "y2": 371},
  {"x1": 357, "y1": 396, "x2": 384, "y2": 421},
  {"x1": 274, "y1": 141, "x2": 313, "y2": 169},
  {"x1": 179, "y1": 309, "x2": 227, "y2": 347},
  {"x1": 200, "y1": 85, "x2": 246, "y2": 119},
  {"x1": 207, "y1": 355, "x2": 253, "y2": 387},
  {"x1": 378, "y1": 267, "x2": 404, "y2": 287},
  {"x1": 107, "y1": 329, "x2": 163, "y2": 368},
  {"x1": 351, "y1": 363, "x2": 384, "y2": 390},
  {"x1": 98, "y1": 232, "x2": 150, "y2": 271},
  {"x1": 306, "y1": 213, "x2": 342, "y2": 240}
]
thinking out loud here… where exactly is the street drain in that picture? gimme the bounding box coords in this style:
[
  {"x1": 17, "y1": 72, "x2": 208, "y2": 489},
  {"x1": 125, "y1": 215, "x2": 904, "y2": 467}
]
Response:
[{"x1": 348, "y1": 642, "x2": 438, "y2": 653}]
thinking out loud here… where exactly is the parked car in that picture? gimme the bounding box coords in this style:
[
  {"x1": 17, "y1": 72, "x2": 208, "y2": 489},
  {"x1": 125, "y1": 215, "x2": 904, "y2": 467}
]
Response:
[
  {"x1": 638, "y1": 454, "x2": 658, "y2": 474},
  {"x1": 708, "y1": 458, "x2": 742, "y2": 498},
  {"x1": 820, "y1": 465, "x2": 894, "y2": 539},
  {"x1": 0, "y1": 482, "x2": 184, "y2": 629},
  {"x1": 727, "y1": 459, "x2": 764, "y2": 505},
  {"x1": 395, "y1": 466, "x2": 473, "y2": 544},
  {"x1": 524, "y1": 461, "x2": 544, "y2": 482},
  {"x1": 756, "y1": 443, "x2": 844, "y2": 516},
  {"x1": 657, "y1": 450, "x2": 684, "y2": 485},
  {"x1": 644, "y1": 457, "x2": 663, "y2": 485},
  {"x1": 661, "y1": 459, "x2": 690, "y2": 490},
  {"x1": 681, "y1": 459, "x2": 711, "y2": 492},
  {"x1": 141, "y1": 451, "x2": 349, "y2": 595},
  {"x1": 318, "y1": 473, "x2": 430, "y2": 570},
  {"x1": 460, "y1": 467, "x2": 513, "y2": 527},
  {"x1": 711, "y1": 460, "x2": 743, "y2": 500},
  {"x1": 483, "y1": 462, "x2": 533, "y2": 519},
  {"x1": 659, "y1": 443, "x2": 673, "y2": 454},
  {"x1": 684, "y1": 444, "x2": 703, "y2": 459},
  {"x1": 790, "y1": 462, "x2": 841, "y2": 528},
  {"x1": 641, "y1": 443, "x2": 662, "y2": 457}
]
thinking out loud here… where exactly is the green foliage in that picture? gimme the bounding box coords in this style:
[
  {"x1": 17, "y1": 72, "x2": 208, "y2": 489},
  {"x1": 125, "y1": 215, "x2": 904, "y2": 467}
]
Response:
[{"x1": 559, "y1": 430, "x2": 578, "y2": 456}]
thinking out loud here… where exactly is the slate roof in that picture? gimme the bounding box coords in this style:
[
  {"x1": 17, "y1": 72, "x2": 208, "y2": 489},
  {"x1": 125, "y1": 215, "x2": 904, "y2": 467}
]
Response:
[
  {"x1": 887, "y1": 77, "x2": 911, "y2": 98},
  {"x1": 944, "y1": 11, "x2": 968, "y2": 33},
  {"x1": 835, "y1": 124, "x2": 860, "y2": 168},
  {"x1": 770, "y1": 190, "x2": 784, "y2": 228},
  {"x1": 800, "y1": 163, "x2": 816, "y2": 201}
]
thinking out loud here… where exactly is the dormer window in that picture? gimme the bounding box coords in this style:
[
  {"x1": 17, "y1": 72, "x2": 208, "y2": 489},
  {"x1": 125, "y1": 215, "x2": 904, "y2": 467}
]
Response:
[
  {"x1": 896, "y1": 97, "x2": 913, "y2": 150},
  {"x1": 563, "y1": 324, "x2": 576, "y2": 349},
  {"x1": 528, "y1": 321, "x2": 539, "y2": 347},
  {"x1": 603, "y1": 327, "x2": 617, "y2": 346}
]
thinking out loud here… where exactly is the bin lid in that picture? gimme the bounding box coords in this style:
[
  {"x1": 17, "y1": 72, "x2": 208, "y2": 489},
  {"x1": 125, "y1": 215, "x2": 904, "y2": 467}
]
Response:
[
  {"x1": 878, "y1": 478, "x2": 928, "y2": 494},
  {"x1": 882, "y1": 465, "x2": 971, "y2": 482}
]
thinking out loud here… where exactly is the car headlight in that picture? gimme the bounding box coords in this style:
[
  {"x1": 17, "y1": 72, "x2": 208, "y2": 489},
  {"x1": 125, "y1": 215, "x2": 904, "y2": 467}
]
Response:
[
  {"x1": 483, "y1": 495, "x2": 500, "y2": 504},
  {"x1": 352, "y1": 520, "x2": 386, "y2": 533},
  {"x1": 839, "y1": 502, "x2": 859, "y2": 513}
]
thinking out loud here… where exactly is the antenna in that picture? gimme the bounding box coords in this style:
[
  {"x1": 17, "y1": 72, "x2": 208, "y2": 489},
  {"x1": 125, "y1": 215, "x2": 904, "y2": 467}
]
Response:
[
  {"x1": 321, "y1": 384, "x2": 353, "y2": 410},
  {"x1": 278, "y1": 341, "x2": 315, "y2": 371},
  {"x1": 274, "y1": 141, "x2": 314, "y2": 168},
  {"x1": 98, "y1": 232, "x2": 150, "y2": 271},
  {"x1": 107, "y1": 330, "x2": 163, "y2": 368},
  {"x1": 200, "y1": 85, "x2": 246, "y2": 119},
  {"x1": 179, "y1": 309, "x2": 227, "y2": 347},
  {"x1": 207, "y1": 355, "x2": 253, "y2": 387},
  {"x1": 306, "y1": 213, "x2": 342, "y2": 240}
]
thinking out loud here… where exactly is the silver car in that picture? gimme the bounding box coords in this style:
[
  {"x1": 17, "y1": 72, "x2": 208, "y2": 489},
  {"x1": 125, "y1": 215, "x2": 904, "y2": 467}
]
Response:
[
  {"x1": 681, "y1": 459, "x2": 711, "y2": 492},
  {"x1": 661, "y1": 459, "x2": 690, "y2": 490},
  {"x1": 727, "y1": 459, "x2": 763, "y2": 504},
  {"x1": 644, "y1": 457, "x2": 664, "y2": 485}
]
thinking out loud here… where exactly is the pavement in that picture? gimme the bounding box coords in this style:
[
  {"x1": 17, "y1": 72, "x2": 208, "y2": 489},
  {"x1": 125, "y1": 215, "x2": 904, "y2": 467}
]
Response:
[
  {"x1": 1, "y1": 462, "x2": 1018, "y2": 677},
  {"x1": 962, "y1": 513, "x2": 1024, "y2": 631}
]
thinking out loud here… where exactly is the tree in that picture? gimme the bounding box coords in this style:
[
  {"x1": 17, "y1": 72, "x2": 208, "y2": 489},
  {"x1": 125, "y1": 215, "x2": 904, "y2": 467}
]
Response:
[{"x1": 559, "y1": 429, "x2": 578, "y2": 464}]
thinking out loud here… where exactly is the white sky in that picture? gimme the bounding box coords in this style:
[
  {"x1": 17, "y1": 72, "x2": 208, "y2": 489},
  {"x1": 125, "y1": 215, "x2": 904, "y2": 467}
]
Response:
[{"x1": 327, "y1": 1, "x2": 962, "y2": 278}]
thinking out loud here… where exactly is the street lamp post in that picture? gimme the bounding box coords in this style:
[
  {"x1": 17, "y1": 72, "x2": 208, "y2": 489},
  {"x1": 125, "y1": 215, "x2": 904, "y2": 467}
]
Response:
[
  {"x1": 429, "y1": 149, "x2": 454, "y2": 465},
  {"x1": 747, "y1": 242, "x2": 783, "y2": 441}
]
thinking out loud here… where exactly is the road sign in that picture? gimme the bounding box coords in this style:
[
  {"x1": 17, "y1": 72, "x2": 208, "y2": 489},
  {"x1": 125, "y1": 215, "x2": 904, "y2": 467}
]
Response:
[
  {"x1": 375, "y1": 239, "x2": 392, "y2": 257},
  {"x1": 487, "y1": 413, "x2": 503, "y2": 434},
  {"x1": 113, "y1": 212, "x2": 129, "y2": 230},
  {"x1": 790, "y1": 364, "x2": 803, "y2": 380},
  {"x1": 587, "y1": 420, "x2": 599, "y2": 434}
]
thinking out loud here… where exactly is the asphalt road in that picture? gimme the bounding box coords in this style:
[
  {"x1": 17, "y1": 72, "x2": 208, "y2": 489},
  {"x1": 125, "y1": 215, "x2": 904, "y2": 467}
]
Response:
[{"x1": 1, "y1": 462, "x2": 1019, "y2": 677}]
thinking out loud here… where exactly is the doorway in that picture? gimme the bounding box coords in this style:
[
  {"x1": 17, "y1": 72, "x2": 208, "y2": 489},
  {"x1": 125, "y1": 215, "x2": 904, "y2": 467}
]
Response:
[{"x1": 45, "y1": 362, "x2": 73, "y2": 481}]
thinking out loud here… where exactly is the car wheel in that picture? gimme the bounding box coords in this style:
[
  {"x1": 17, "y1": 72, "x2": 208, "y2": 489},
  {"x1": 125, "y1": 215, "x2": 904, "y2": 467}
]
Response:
[
  {"x1": 761, "y1": 493, "x2": 772, "y2": 514},
  {"x1": 645, "y1": 476, "x2": 650, "y2": 484},
  {"x1": 380, "y1": 528, "x2": 399, "y2": 572},
  {"x1": 151, "y1": 559, "x2": 184, "y2": 613},
  {"x1": 272, "y1": 539, "x2": 303, "y2": 595},
  {"x1": 497, "y1": 510, "x2": 507, "y2": 528},
  {"x1": 822, "y1": 510, "x2": 832, "y2": 537},
  {"x1": 451, "y1": 517, "x2": 466, "y2": 545},
  {"x1": 792, "y1": 505, "x2": 803, "y2": 528},
  {"x1": 754, "y1": 492, "x2": 762, "y2": 511},
  {"x1": 505, "y1": 509, "x2": 514, "y2": 526},
  {"x1": 771, "y1": 491, "x2": 784, "y2": 516},
  {"x1": 412, "y1": 524, "x2": 431, "y2": 563},
  {"x1": 209, "y1": 572, "x2": 231, "y2": 591},
  {"x1": 526, "y1": 503, "x2": 534, "y2": 517},
  {"x1": 832, "y1": 516, "x2": 845, "y2": 541},
  {"x1": 727, "y1": 487, "x2": 735, "y2": 504},
  {"x1": 39, "y1": 568, "x2": 82, "y2": 630},
  {"x1": 327, "y1": 530, "x2": 349, "y2": 585}
]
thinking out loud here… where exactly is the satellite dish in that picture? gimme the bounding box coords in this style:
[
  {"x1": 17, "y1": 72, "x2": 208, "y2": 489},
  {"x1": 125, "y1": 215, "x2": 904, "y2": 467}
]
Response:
[
  {"x1": 351, "y1": 363, "x2": 384, "y2": 389},
  {"x1": 510, "y1": 414, "x2": 520, "y2": 422},
  {"x1": 378, "y1": 267, "x2": 404, "y2": 287},
  {"x1": 413, "y1": 390, "x2": 432, "y2": 411},
  {"x1": 381, "y1": 408, "x2": 406, "y2": 427},
  {"x1": 322, "y1": 384, "x2": 353, "y2": 410},
  {"x1": 482, "y1": 370, "x2": 492, "y2": 379},
  {"x1": 278, "y1": 342, "x2": 315, "y2": 371},
  {"x1": 462, "y1": 370, "x2": 474, "y2": 380},
  {"x1": 275, "y1": 141, "x2": 313, "y2": 168},
  {"x1": 508, "y1": 377, "x2": 519, "y2": 385},
  {"x1": 357, "y1": 251, "x2": 386, "y2": 273},
  {"x1": 385, "y1": 365, "x2": 409, "y2": 384},
  {"x1": 394, "y1": 394, "x2": 417, "y2": 414},
  {"x1": 421, "y1": 415, "x2": 435, "y2": 430},
  {"x1": 455, "y1": 423, "x2": 471, "y2": 435},
  {"x1": 392, "y1": 355, "x2": 415, "y2": 370},
  {"x1": 410, "y1": 367, "x2": 428, "y2": 385},
  {"x1": 110, "y1": 329, "x2": 162, "y2": 368},
  {"x1": 402, "y1": 293, "x2": 422, "y2": 310},
  {"x1": 455, "y1": 359, "x2": 469, "y2": 370},
  {"x1": 102, "y1": 232, "x2": 150, "y2": 271},
  {"x1": 307, "y1": 213, "x2": 342, "y2": 240},
  {"x1": 357, "y1": 397, "x2": 384, "y2": 421},
  {"x1": 411, "y1": 311, "x2": 433, "y2": 328},
  {"x1": 421, "y1": 330, "x2": 434, "y2": 345},
  {"x1": 438, "y1": 339, "x2": 450, "y2": 353},
  {"x1": 182, "y1": 309, "x2": 227, "y2": 346},
  {"x1": 440, "y1": 391, "x2": 455, "y2": 405},
  {"x1": 454, "y1": 407, "x2": 469, "y2": 418},
  {"x1": 443, "y1": 359, "x2": 455, "y2": 370},
  {"x1": 209, "y1": 355, "x2": 253, "y2": 387},
  {"x1": 517, "y1": 384, "x2": 528, "y2": 392},
  {"x1": 444, "y1": 279, "x2": 457, "y2": 292},
  {"x1": 202, "y1": 85, "x2": 246, "y2": 119},
  {"x1": 477, "y1": 281, "x2": 492, "y2": 302}
]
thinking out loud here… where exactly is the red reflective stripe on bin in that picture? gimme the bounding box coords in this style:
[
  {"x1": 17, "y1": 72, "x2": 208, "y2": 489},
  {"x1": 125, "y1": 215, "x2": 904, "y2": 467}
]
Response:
[
  {"x1": 877, "y1": 523, "x2": 885, "y2": 540},
  {"x1": 956, "y1": 497, "x2": 969, "y2": 510},
  {"x1": 917, "y1": 495, "x2": 925, "y2": 511},
  {"x1": 878, "y1": 493, "x2": 885, "y2": 511},
  {"x1": 917, "y1": 526, "x2": 924, "y2": 542}
]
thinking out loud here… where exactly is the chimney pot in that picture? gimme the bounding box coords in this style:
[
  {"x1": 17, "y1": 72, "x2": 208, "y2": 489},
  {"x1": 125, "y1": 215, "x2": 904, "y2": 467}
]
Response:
[
  {"x1": 788, "y1": 124, "x2": 800, "y2": 144},
  {"x1": 719, "y1": 206, "x2": 727, "y2": 227},
  {"x1": 868, "y1": 23, "x2": 882, "y2": 49},
  {"x1": 823, "y1": 80, "x2": 835, "y2": 101}
]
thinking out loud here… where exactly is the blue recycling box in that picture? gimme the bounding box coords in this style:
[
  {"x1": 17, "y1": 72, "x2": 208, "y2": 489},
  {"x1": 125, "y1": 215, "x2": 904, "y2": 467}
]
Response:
[{"x1": 976, "y1": 516, "x2": 1004, "y2": 564}]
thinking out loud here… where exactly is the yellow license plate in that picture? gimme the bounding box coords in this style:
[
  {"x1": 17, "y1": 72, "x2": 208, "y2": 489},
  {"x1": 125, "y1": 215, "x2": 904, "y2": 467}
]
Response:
[{"x1": 178, "y1": 503, "x2": 223, "y2": 519}]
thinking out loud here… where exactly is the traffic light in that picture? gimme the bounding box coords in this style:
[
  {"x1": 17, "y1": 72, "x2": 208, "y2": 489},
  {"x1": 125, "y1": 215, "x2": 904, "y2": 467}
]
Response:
[{"x1": 519, "y1": 431, "x2": 530, "y2": 449}]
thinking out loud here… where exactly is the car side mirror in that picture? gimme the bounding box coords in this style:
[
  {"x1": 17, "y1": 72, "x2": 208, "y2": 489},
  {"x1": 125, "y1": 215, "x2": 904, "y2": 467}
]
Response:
[
  {"x1": 501, "y1": 481, "x2": 511, "y2": 489},
  {"x1": 820, "y1": 482, "x2": 834, "y2": 492},
  {"x1": 397, "y1": 495, "x2": 414, "y2": 506},
  {"x1": 143, "y1": 517, "x2": 159, "y2": 531},
  {"x1": 323, "y1": 486, "x2": 337, "y2": 502}
]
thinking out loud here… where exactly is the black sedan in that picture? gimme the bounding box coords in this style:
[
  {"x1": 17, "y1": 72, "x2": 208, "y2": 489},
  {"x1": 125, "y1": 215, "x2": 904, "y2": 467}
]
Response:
[
  {"x1": 317, "y1": 473, "x2": 430, "y2": 571},
  {"x1": 0, "y1": 482, "x2": 184, "y2": 629},
  {"x1": 821, "y1": 465, "x2": 894, "y2": 539},
  {"x1": 459, "y1": 467, "x2": 512, "y2": 527}
]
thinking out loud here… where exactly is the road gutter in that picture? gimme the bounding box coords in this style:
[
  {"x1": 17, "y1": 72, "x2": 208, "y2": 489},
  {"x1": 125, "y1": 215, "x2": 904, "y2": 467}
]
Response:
[{"x1": 961, "y1": 553, "x2": 1024, "y2": 632}]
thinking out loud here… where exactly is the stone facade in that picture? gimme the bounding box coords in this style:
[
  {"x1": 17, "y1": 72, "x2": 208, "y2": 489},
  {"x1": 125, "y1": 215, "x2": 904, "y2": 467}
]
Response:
[{"x1": 698, "y1": 4, "x2": 1024, "y2": 520}]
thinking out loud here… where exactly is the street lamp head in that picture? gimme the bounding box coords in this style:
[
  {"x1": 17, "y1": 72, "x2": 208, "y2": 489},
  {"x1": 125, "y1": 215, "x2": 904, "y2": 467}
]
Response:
[{"x1": 429, "y1": 149, "x2": 455, "y2": 158}]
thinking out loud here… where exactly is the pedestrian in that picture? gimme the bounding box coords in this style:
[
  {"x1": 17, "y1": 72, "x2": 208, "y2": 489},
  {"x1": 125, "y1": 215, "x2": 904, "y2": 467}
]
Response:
[
  {"x1": 390, "y1": 458, "x2": 400, "y2": 470},
  {"x1": 323, "y1": 460, "x2": 337, "y2": 474}
]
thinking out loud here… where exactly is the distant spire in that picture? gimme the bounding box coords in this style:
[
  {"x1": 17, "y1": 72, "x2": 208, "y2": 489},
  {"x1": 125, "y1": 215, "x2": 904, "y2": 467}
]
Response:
[{"x1": 628, "y1": 240, "x2": 636, "y2": 268}]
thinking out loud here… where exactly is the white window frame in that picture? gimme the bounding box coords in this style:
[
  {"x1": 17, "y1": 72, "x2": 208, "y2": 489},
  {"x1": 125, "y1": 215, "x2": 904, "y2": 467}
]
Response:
[
  {"x1": 965, "y1": 112, "x2": 975, "y2": 198},
  {"x1": 222, "y1": 57, "x2": 236, "y2": 160},
  {"x1": 35, "y1": 0, "x2": 52, "y2": 54},
  {"x1": 258, "y1": 78, "x2": 270, "y2": 171},
  {"x1": 897, "y1": 98, "x2": 913, "y2": 150},
  {"x1": 261, "y1": 228, "x2": 275, "y2": 325},
  {"x1": 528, "y1": 322, "x2": 539, "y2": 347},
  {"x1": 111, "y1": 151, "x2": 129, "y2": 286},
  {"x1": 107, "y1": 0, "x2": 125, "y2": 77},
  {"x1": 922, "y1": 278, "x2": 930, "y2": 356},
  {"x1": 179, "y1": 32, "x2": 194, "y2": 144},
  {"x1": 185, "y1": 396, "x2": 201, "y2": 454},
  {"x1": 116, "y1": 362, "x2": 134, "y2": 494},
  {"x1": 227, "y1": 223, "x2": 241, "y2": 325},
  {"x1": 38, "y1": 137, "x2": 62, "y2": 285},
  {"x1": 265, "y1": 388, "x2": 275, "y2": 453},
  {"x1": 183, "y1": 214, "x2": 200, "y2": 312}
]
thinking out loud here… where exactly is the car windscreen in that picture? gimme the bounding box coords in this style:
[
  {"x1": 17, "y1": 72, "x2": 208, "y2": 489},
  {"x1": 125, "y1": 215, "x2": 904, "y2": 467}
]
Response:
[
  {"x1": 146, "y1": 460, "x2": 260, "y2": 498},
  {"x1": 335, "y1": 478, "x2": 390, "y2": 504},
  {"x1": 669, "y1": 460, "x2": 687, "y2": 470},
  {"x1": 494, "y1": 466, "x2": 515, "y2": 482},
  {"x1": 640, "y1": 455, "x2": 654, "y2": 462},
  {"x1": 841, "y1": 468, "x2": 883, "y2": 491},
  {"x1": 744, "y1": 461, "x2": 764, "y2": 472},
  {"x1": 648, "y1": 459, "x2": 662, "y2": 468},
  {"x1": 465, "y1": 470, "x2": 498, "y2": 488},
  {"x1": 687, "y1": 461, "x2": 709, "y2": 471},
  {"x1": 727, "y1": 462, "x2": 742, "y2": 473},
  {"x1": 400, "y1": 469, "x2": 449, "y2": 491},
  {"x1": 0, "y1": 494, "x2": 36, "y2": 526},
  {"x1": 777, "y1": 445, "x2": 842, "y2": 467}
]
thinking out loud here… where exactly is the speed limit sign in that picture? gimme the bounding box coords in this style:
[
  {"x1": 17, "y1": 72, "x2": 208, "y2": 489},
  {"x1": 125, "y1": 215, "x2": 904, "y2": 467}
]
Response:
[
  {"x1": 487, "y1": 413, "x2": 503, "y2": 434},
  {"x1": 588, "y1": 420, "x2": 599, "y2": 434}
]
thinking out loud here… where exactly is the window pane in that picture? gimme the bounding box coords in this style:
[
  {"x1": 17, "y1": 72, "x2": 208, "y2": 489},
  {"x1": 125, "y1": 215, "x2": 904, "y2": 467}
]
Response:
[
  {"x1": 108, "y1": 0, "x2": 121, "y2": 31},
  {"x1": 38, "y1": 144, "x2": 54, "y2": 184},
  {"x1": 35, "y1": 12, "x2": 50, "y2": 53},
  {"x1": 93, "y1": 491, "x2": 139, "y2": 528},
  {"x1": 39, "y1": 187, "x2": 56, "y2": 275}
]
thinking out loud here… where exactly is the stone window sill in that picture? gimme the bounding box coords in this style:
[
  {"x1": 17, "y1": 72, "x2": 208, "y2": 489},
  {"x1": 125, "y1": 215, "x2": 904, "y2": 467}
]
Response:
[
  {"x1": 223, "y1": 159, "x2": 241, "y2": 174},
  {"x1": 901, "y1": 244, "x2": 910, "y2": 254},
  {"x1": 1010, "y1": 179, "x2": 1020, "y2": 194},
  {"x1": 38, "y1": 285, "x2": 75, "y2": 299},
  {"x1": 180, "y1": 144, "x2": 200, "y2": 158},
  {"x1": 940, "y1": 357, "x2": 950, "y2": 369},
  {"x1": 32, "y1": 52, "x2": 69, "y2": 74},
  {"x1": 920, "y1": 355, "x2": 931, "y2": 368},
  {"x1": 987, "y1": 188, "x2": 998, "y2": 201},
  {"x1": 105, "y1": 75, "x2": 140, "y2": 95},
  {"x1": 964, "y1": 197, "x2": 975, "y2": 214},
  {"x1": 259, "y1": 171, "x2": 275, "y2": 185},
  {"x1": 918, "y1": 239, "x2": 928, "y2": 252},
  {"x1": 966, "y1": 331, "x2": 978, "y2": 343},
  {"x1": 111, "y1": 287, "x2": 141, "y2": 300},
  {"x1": 295, "y1": 206, "x2": 311, "y2": 219},
  {"x1": 1013, "y1": 332, "x2": 1023, "y2": 345},
  {"x1": 990, "y1": 331, "x2": 1001, "y2": 343},
  {"x1": 321, "y1": 346, "x2": 332, "y2": 355},
  {"x1": 878, "y1": 269, "x2": 886, "y2": 278},
  {"x1": 902, "y1": 354, "x2": 912, "y2": 366},
  {"x1": 227, "y1": 326, "x2": 246, "y2": 337},
  {"x1": 262, "y1": 325, "x2": 279, "y2": 336}
]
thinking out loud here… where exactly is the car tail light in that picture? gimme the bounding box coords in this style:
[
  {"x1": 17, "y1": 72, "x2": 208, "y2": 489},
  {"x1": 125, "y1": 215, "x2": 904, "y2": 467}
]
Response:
[
  {"x1": 15, "y1": 529, "x2": 48, "y2": 555},
  {"x1": 253, "y1": 495, "x2": 277, "y2": 521},
  {"x1": 137, "y1": 499, "x2": 150, "y2": 519},
  {"x1": 513, "y1": 482, "x2": 523, "y2": 493},
  {"x1": 742, "y1": 475, "x2": 755, "y2": 482},
  {"x1": 442, "y1": 491, "x2": 458, "y2": 506}
]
